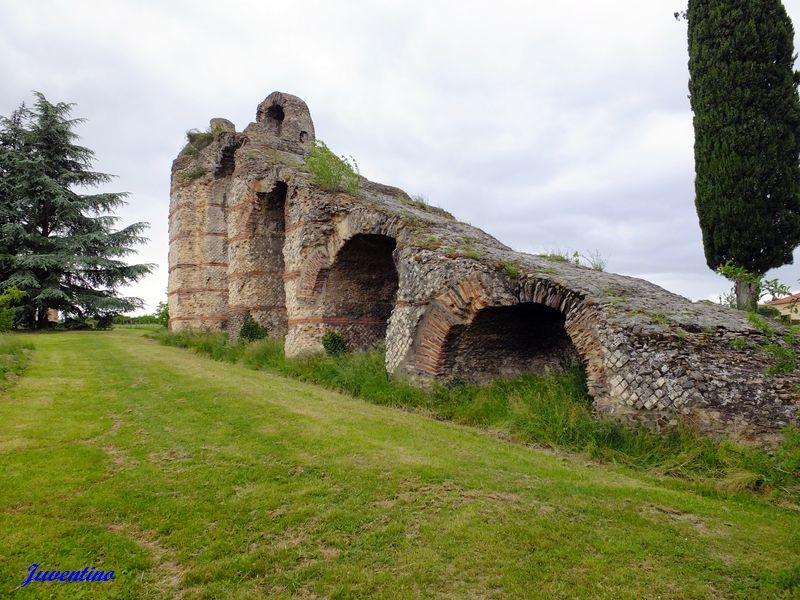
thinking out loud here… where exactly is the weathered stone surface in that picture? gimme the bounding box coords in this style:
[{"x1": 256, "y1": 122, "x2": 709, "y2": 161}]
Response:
[{"x1": 168, "y1": 91, "x2": 800, "y2": 445}]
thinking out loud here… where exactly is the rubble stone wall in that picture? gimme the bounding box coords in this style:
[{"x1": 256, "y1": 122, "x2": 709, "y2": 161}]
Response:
[{"x1": 168, "y1": 91, "x2": 800, "y2": 444}]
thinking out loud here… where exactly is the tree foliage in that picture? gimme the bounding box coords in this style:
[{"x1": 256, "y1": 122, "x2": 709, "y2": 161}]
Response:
[
  {"x1": 0, "y1": 93, "x2": 153, "y2": 328},
  {"x1": 154, "y1": 301, "x2": 169, "y2": 328},
  {"x1": 0, "y1": 286, "x2": 25, "y2": 332},
  {"x1": 687, "y1": 0, "x2": 800, "y2": 307}
]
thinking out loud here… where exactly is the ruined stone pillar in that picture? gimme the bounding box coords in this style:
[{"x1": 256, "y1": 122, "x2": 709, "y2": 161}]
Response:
[
  {"x1": 168, "y1": 136, "x2": 230, "y2": 331},
  {"x1": 225, "y1": 177, "x2": 289, "y2": 338}
]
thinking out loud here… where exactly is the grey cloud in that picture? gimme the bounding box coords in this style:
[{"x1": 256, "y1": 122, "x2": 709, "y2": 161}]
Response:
[{"x1": 3, "y1": 0, "x2": 800, "y2": 312}]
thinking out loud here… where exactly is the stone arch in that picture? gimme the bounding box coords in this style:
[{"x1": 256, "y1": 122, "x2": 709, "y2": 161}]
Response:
[
  {"x1": 299, "y1": 209, "x2": 403, "y2": 301},
  {"x1": 411, "y1": 275, "x2": 605, "y2": 393},
  {"x1": 445, "y1": 303, "x2": 580, "y2": 381},
  {"x1": 320, "y1": 233, "x2": 399, "y2": 352},
  {"x1": 226, "y1": 177, "x2": 290, "y2": 337},
  {"x1": 264, "y1": 104, "x2": 284, "y2": 136},
  {"x1": 283, "y1": 210, "x2": 403, "y2": 357},
  {"x1": 214, "y1": 133, "x2": 244, "y2": 179}
]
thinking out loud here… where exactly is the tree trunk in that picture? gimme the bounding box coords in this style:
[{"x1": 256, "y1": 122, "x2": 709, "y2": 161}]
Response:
[{"x1": 735, "y1": 280, "x2": 758, "y2": 312}]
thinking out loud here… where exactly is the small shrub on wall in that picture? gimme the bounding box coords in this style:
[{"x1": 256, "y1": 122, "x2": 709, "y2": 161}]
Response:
[
  {"x1": 239, "y1": 313, "x2": 267, "y2": 343},
  {"x1": 305, "y1": 140, "x2": 360, "y2": 195},
  {"x1": 321, "y1": 330, "x2": 348, "y2": 356}
]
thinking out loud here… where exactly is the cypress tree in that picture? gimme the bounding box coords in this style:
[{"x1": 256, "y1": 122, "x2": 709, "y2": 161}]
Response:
[
  {"x1": 687, "y1": 0, "x2": 800, "y2": 310},
  {"x1": 0, "y1": 93, "x2": 153, "y2": 328}
]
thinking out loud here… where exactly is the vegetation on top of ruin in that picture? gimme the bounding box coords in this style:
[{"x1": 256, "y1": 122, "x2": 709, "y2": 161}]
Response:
[
  {"x1": 651, "y1": 312, "x2": 670, "y2": 325},
  {"x1": 746, "y1": 312, "x2": 799, "y2": 375},
  {"x1": 179, "y1": 166, "x2": 207, "y2": 182},
  {"x1": 399, "y1": 212, "x2": 429, "y2": 232},
  {"x1": 499, "y1": 260, "x2": 521, "y2": 279},
  {"x1": 413, "y1": 234, "x2": 442, "y2": 250},
  {"x1": 304, "y1": 139, "x2": 360, "y2": 195},
  {"x1": 542, "y1": 252, "x2": 569, "y2": 263},
  {"x1": 183, "y1": 121, "x2": 228, "y2": 154},
  {"x1": 459, "y1": 242, "x2": 484, "y2": 260},
  {"x1": 399, "y1": 194, "x2": 456, "y2": 220},
  {"x1": 540, "y1": 249, "x2": 607, "y2": 271}
]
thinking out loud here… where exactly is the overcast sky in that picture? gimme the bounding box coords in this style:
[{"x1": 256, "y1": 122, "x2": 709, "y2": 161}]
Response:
[{"x1": 3, "y1": 0, "x2": 800, "y2": 313}]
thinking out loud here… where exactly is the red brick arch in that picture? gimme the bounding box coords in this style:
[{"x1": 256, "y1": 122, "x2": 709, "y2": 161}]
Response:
[
  {"x1": 411, "y1": 274, "x2": 606, "y2": 396},
  {"x1": 296, "y1": 209, "x2": 403, "y2": 302}
]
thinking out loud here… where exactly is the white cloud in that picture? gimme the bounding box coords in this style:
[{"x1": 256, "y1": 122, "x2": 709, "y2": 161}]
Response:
[{"x1": 3, "y1": 0, "x2": 800, "y2": 312}]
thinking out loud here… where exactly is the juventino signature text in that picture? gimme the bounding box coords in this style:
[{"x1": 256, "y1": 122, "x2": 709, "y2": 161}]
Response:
[{"x1": 21, "y1": 563, "x2": 115, "y2": 587}]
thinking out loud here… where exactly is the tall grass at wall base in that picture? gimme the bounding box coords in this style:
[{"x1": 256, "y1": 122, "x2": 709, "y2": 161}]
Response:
[{"x1": 151, "y1": 330, "x2": 800, "y2": 500}]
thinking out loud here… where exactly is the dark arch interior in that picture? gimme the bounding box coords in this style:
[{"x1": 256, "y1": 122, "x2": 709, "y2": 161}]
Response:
[
  {"x1": 214, "y1": 137, "x2": 243, "y2": 179},
  {"x1": 323, "y1": 234, "x2": 398, "y2": 351},
  {"x1": 265, "y1": 104, "x2": 285, "y2": 136},
  {"x1": 256, "y1": 182, "x2": 287, "y2": 266},
  {"x1": 445, "y1": 303, "x2": 580, "y2": 382},
  {"x1": 253, "y1": 181, "x2": 287, "y2": 334}
]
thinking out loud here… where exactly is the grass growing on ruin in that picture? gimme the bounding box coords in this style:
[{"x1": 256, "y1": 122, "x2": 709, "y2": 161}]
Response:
[
  {"x1": 153, "y1": 330, "x2": 800, "y2": 499},
  {"x1": 305, "y1": 139, "x2": 360, "y2": 194},
  {"x1": 400, "y1": 194, "x2": 456, "y2": 220},
  {"x1": 184, "y1": 121, "x2": 228, "y2": 152},
  {"x1": 2, "y1": 329, "x2": 800, "y2": 598}
]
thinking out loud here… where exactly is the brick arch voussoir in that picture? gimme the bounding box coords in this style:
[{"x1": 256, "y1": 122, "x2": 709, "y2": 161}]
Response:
[
  {"x1": 328, "y1": 210, "x2": 404, "y2": 259},
  {"x1": 516, "y1": 278, "x2": 607, "y2": 397},
  {"x1": 411, "y1": 274, "x2": 495, "y2": 377},
  {"x1": 297, "y1": 248, "x2": 330, "y2": 299}
]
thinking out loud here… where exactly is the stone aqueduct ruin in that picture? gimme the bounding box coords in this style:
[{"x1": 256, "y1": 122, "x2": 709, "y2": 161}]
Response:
[{"x1": 169, "y1": 92, "x2": 800, "y2": 443}]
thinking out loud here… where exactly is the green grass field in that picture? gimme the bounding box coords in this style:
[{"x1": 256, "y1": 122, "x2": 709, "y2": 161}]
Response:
[{"x1": 1, "y1": 330, "x2": 799, "y2": 599}]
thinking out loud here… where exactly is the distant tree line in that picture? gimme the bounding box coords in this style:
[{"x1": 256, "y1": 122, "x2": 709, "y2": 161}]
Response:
[{"x1": 113, "y1": 301, "x2": 169, "y2": 327}]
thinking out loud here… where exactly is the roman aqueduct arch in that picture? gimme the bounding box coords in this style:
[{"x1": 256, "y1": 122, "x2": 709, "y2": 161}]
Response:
[{"x1": 168, "y1": 91, "x2": 800, "y2": 442}]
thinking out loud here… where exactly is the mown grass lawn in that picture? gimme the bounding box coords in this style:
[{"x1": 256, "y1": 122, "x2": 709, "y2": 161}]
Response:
[{"x1": 0, "y1": 330, "x2": 798, "y2": 599}]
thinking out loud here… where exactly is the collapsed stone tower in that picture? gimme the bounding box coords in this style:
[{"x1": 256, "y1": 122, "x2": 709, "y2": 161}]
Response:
[{"x1": 169, "y1": 91, "x2": 799, "y2": 443}]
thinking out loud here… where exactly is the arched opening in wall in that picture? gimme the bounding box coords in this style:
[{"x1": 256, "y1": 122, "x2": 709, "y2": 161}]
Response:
[
  {"x1": 265, "y1": 104, "x2": 285, "y2": 136},
  {"x1": 256, "y1": 181, "x2": 287, "y2": 266},
  {"x1": 444, "y1": 303, "x2": 581, "y2": 382},
  {"x1": 322, "y1": 234, "x2": 398, "y2": 352},
  {"x1": 253, "y1": 181, "x2": 288, "y2": 334},
  {"x1": 214, "y1": 136, "x2": 244, "y2": 179}
]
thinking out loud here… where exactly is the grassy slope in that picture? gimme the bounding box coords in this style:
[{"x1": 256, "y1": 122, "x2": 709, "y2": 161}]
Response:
[
  {"x1": 156, "y1": 331, "x2": 800, "y2": 494},
  {"x1": 0, "y1": 331, "x2": 798, "y2": 599}
]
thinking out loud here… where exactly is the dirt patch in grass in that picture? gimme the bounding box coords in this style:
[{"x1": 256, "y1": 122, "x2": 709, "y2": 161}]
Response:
[
  {"x1": 108, "y1": 522, "x2": 186, "y2": 597},
  {"x1": 640, "y1": 503, "x2": 712, "y2": 535}
]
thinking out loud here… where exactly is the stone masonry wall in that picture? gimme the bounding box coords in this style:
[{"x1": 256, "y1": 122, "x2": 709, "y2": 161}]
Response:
[{"x1": 168, "y1": 91, "x2": 800, "y2": 444}]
